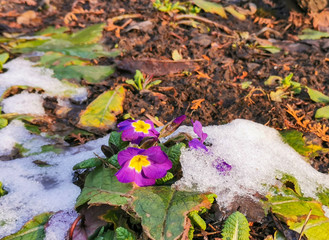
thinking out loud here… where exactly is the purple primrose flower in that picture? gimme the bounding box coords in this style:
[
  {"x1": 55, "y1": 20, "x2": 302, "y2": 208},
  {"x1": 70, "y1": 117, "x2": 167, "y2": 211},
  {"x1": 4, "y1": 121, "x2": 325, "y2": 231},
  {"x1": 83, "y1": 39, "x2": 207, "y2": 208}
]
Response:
[
  {"x1": 212, "y1": 158, "x2": 232, "y2": 175},
  {"x1": 159, "y1": 115, "x2": 186, "y2": 138},
  {"x1": 188, "y1": 120, "x2": 208, "y2": 151},
  {"x1": 115, "y1": 146, "x2": 172, "y2": 187},
  {"x1": 118, "y1": 119, "x2": 159, "y2": 144}
]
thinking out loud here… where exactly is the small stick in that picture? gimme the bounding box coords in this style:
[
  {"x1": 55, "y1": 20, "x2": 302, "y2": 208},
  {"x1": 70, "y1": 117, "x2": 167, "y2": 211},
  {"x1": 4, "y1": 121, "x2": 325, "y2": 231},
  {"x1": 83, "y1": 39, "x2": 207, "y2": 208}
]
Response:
[{"x1": 298, "y1": 209, "x2": 312, "y2": 240}]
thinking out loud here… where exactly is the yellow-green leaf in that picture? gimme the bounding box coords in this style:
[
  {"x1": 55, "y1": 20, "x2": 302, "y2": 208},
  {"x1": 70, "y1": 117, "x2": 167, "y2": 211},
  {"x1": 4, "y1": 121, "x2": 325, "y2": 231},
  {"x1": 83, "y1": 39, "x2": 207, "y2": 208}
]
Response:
[
  {"x1": 192, "y1": 0, "x2": 227, "y2": 18},
  {"x1": 224, "y1": 5, "x2": 246, "y2": 20},
  {"x1": 306, "y1": 87, "x2": 329, "y2": 104},
  {"x1": 78, "y1": 85, "x2": 125, "y2": 131}
]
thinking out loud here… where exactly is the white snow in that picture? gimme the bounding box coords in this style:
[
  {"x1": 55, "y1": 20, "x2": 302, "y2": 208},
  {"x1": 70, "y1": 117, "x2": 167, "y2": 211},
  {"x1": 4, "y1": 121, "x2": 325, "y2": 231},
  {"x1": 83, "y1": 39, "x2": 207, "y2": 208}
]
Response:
[
  {"x1": 0, "y1": 135, "x2": 107, "y2": 238},
  {"x1": 45, "y1": 209, "x2": 79, "y2": 240},
  {"x1": 0, "y1": 58, "x2": 87, "y2": 102},
  {"x1": 175, "y1": 119, "x2": 329, "y2": 208},
  {"x1": 2, "y1": 91, "x2": 45, "y2": 115}
]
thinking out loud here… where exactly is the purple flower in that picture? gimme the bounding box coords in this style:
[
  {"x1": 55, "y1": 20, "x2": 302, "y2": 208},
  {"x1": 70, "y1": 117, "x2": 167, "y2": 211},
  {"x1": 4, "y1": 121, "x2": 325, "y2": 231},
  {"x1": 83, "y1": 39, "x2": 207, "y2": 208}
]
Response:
[
  {"x1": 115, "y1": 146, "x2": 172, "y2": 187},
  {"x1": 212, "y1": 158, "x2": 232, "y2": 175},
  {"x1": 118, "y1": 119, "x2": 159, "y2": 144},
  {"x1": 188, "y1": 120, "x2": 208, "y2": 151}
]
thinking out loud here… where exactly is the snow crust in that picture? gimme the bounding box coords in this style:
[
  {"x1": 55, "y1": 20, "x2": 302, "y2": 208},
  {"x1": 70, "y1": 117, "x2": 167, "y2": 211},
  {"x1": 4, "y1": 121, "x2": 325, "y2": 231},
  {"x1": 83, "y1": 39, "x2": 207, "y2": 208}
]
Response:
[
  {"x1": 0, "y1": 58, "x2": 87, "y2": 102},
  {"x1": 2, "y1": 91, "x2": 45, "y2": 115},
  {"x1": 0, "y1": 135, "x2": 107, "y2": 238},
  {"x1": 175, "y1": 119, "x2": 329, "y2": 208}
]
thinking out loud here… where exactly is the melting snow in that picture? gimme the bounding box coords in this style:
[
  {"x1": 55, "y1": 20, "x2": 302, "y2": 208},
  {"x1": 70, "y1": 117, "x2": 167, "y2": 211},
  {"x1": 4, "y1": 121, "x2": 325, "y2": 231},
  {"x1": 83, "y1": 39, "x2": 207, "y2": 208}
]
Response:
[
  {"x1": 175, "y1": 120, "x2": 329, "y2": 208},
  {"x1": 0, "y1": 58, "x2": 87, "y2": 102},
  {"x1": 2, "y1": 91, "x2": 45, "y2": 115},
  {"x1": 0, "y1": 135, "x2": 107, "y2": 238}
]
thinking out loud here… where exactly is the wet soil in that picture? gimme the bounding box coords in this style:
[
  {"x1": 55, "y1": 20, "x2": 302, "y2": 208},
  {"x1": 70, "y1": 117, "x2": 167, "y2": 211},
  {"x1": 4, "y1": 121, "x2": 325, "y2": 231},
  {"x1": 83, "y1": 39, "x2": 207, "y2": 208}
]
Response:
[{"x1": 1, "y1": 0, "x2": 329, "y2": 239}]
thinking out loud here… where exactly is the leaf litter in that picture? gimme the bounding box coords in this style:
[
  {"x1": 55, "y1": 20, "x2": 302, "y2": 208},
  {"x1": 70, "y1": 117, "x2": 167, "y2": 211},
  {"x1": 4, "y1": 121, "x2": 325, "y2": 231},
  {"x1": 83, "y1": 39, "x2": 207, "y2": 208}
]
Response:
[{"x1": 1, "y1": 0, "x2": 329, "y2": 239}]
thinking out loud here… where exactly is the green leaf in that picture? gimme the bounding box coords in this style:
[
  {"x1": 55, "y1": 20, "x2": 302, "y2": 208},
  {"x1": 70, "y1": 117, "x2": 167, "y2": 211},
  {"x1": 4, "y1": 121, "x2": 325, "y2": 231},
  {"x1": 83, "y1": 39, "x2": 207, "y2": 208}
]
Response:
[
  {"x1": 160, "y1": 142, "x2": 185, "y2": 170},
  {"x1": 53, "y1": 65, "x2": 115, "y2": 83},
  {"x1": 0, "y1": 52, "x2": 9, "y2": 71},
  {"x1": 224, "y1": 5, "x2": 246, "y2": 21},
  {"x1": 192, "y1": 0, "x2": 227, "y2": 18},
  {"x1": 315, "y1": 106, "x2": 329, "y2": 119},
  {"x1": 36, "y1": 26, "x2": 69, "y2": 36},
  {"x1": 172, "y1": 49, "x2": 183, "y2": 61},
  {"x1": 131, "y1": 186, "x2": 212, "y2": 240},
  {"x1": 263, "y1": 176, "x2": 329, "y2": 240},
  {"x1": 298, "y1": 28, "x2": 329, "y2": 40},
  {"x1": 156, "y1": 172, "x2": 174, "y2": 185},
  {"x1": 189, "y1": 211, "x2": 206, "y2": 230},
  {"x1": 257, "y1": 45, "x2": 281, "y2": 54},
  {"x1": 0, "y1": 181, "x2": 8, "y2": 197},
  {"x1": 125, "y1": 79, "x2": 138, "y2": 89},
  {"x1": 264, "y1": 75, "x2": 282, "y2": 86},
  {"x1": 75, "y1": 166, "x2": 133, "y2": 208},
  {"x1": 2, "y1": 212, "x2": 53, "y2": 240},
  {"x1": 115, "y1": 227, "x2": 136, "y2": 240},
  {"x1": 105, "y1": 154, "x2": 121, "y2": 169},
  {"x1": 306, "y1": 87, "x2": 329, "y2": 103},
  {"x1": 241, "y1": 81, "x2": 252, "y2": 89},
  {"x1": 73, "y1": 157, "x2": 102, "y2": 170},
  {"x1": 280, "y1": 130, "x2": 323, "y2": 157},
  {"x1": 221, "y1": 211, "x2": 250, "y2": 240},
  {"x1": 0, "y1": 117, "x2": 8, "y2": 129},
  {"x1": 145, "y1": 80, "x2": 162, "y2": 89},
  {"x1": 317, "y1": 187, "x2": 329, "y2": 206},
  {"x1": 78, "y1": 85, "x2": 125, "y2": 131},
  {"x1": 69, "y1": 23, "x2": 105, "y2": 45},
  {"x1": 108, "y1": 131, "x2": 129, "y2": 151}
]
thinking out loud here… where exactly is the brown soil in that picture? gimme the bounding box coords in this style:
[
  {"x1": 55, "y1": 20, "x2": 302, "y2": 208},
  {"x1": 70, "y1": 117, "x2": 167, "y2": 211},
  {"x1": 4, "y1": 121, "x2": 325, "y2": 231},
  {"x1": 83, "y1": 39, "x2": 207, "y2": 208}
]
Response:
[{"x1": 1, "y1": 0, "x2": 329, "y2": 239}]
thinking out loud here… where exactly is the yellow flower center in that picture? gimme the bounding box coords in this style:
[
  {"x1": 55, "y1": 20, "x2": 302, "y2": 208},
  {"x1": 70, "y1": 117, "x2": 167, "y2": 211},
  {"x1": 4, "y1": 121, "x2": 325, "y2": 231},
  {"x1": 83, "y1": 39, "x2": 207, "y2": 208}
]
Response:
[
  {"x1": 132, "y1": 120, "x2": 151, "y2": 134},
  {"x1": 129, "y1": 155, "x2": 150, "y2": 172}
]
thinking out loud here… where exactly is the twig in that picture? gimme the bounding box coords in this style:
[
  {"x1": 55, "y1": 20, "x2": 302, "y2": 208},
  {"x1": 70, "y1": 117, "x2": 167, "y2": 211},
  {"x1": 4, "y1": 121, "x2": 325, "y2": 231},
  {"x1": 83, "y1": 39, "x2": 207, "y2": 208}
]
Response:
[
  {"x1": 175, "y1": 14, "x2": 233, "y2": 34},
  {"x1": 298, "y1": 209, "x2": 312, "y2": 240}
]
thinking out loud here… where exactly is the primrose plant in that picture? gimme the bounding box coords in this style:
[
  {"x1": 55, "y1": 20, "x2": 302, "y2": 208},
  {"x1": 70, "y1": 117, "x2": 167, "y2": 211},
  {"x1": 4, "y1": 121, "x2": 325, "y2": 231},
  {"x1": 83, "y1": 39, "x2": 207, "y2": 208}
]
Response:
[
  {"x1": 125, "y1": 70, "x2": 162, "y2": 91},
  {"x1": 72, "y1": 116, "x2": 233, "y2": 239}
]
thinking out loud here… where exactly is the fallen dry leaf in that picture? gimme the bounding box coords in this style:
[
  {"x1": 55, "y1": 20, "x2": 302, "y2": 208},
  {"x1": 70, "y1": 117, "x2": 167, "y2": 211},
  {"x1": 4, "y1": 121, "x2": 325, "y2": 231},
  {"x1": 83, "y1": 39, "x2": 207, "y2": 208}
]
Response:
[
  {"x1": 16, "y1": 10, "x2": 42, "y2": 26},
  {"x1": 313, "y1": 8, "x2": 329, "y2": 32},
  {"x1": 115, "y1": 59, "x2": 201, "y2": 76},
  {"x1": 196, "y1": 71, "x2": 210, "y2": 79},
  {"x1": 191, "y1": 98, "x2": 205, "y2": 110}
]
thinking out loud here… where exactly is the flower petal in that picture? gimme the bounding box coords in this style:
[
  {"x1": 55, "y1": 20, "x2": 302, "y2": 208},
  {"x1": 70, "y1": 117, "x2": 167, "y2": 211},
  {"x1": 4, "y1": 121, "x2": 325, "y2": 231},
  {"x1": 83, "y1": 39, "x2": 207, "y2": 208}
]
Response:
[
  {"x1": 117, "y1": 147, "x2": 142, "y2": 166},
  {"x1": 134, "y1": 172, "x2": 156, "y2": 187},
  {"x1": 143, "y1": 146, "x2": 170, "y2": 164},
  {"x1": 115, "y1": 162, "x2": 136, "y2": 183},
  {"x1": 192, "y1": 120, "x2": 208, "y2": 142},
  {"x1": 188, "y1": 139, "x2": 208, "y2": 151},
  {"x1": 117, "y1": 119, "x2": 135, "y2": 131},
  {"x1": 142, "y1": 164, "x2": 169, "y2": 179}
]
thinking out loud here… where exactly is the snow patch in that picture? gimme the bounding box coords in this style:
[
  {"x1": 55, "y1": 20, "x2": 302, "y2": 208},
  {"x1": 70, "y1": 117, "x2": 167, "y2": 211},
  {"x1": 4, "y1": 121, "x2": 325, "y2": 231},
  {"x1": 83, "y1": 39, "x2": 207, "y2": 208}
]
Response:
[
  {"x1": 0, "y1": 135, "x2": 107, "y2": 238},
  {"x1": 2, "y1": 91, "x2": 45, "y2": 115},
  {"x1": 175, "y1": 119, "x2": 329, "y2": 208},
  {"x1": 0, "y1": 58, "x2": 87, "y2": 102}
]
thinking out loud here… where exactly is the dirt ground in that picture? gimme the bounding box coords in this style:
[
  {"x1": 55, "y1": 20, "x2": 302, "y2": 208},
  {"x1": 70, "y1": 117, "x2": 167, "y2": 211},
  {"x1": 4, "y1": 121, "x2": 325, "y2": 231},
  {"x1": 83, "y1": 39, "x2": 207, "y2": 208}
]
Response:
[{"x1": 1, "y1": 0, "x2": 329, "y2": 239}]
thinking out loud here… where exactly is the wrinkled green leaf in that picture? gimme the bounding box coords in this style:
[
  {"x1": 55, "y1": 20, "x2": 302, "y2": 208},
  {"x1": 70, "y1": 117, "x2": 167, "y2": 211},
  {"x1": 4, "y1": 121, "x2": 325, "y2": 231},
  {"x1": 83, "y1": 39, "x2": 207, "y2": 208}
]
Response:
[
  {"x1": 78, "y1": 85, "x2": 125, "y2": 131},
  {"x1": 280, "y1": 130, "x2": 323, "y2": 157},
  {"x1": 315, "y1": 106, "x2": 329, "y2": 119},
  {"x1": 298, "y1": 28, "x2": 329, "y2": 40},
  {"x1": 53, "y1": 65, "x2": 115, "y2": 83},
  {"x1": 156, "y1": 172, "x2": 174, "y2": 185},
  {"x1": 160, "y1": 142, "x2": 185, "y2": 170},
  {"x1": 189, "y1": 211, "x2": 206, "y2": 230},
  {"x1": 221, "y1": 211, "x2": 250, "y2": 240},
  {"x1": 70, "y1": 23, "x2": 105, "y2": 45},
  {"x1": 36, "y1": 26, "x2": 69, "y2": 36},
  {"x1": 317, "y1": 187, "x2": 329, "y2": 206},
  {"x1": 306, "y1": 87, "x2": 329, "y2": 104},
  {"x1": 263, "y1": 175, "x2": 329, "y2": 240},
  {"x1": 115, "y1": 227, "x2": 136, "y2": 240},
  {"x1": 73, "y1": 157, "x2": 102, "y2": 170},
  {"x1": 2, "y1": 212, "x2": 53, "y2": 240},
  {"x1": 192, "y1": 0, "x2": 227, "y2": 18},
  {"x1": 75, "y1": 166, "x2": 133, "y2": 208},
  {"x1": 131, "y1": 186, "x2": 213, "y2": 240},
  {"x1": 105, "y1": 154, "x2": 121, "y2": 169},
  {"x1": 108, "y1": 131, "x2": 129, "y2": 151}
]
